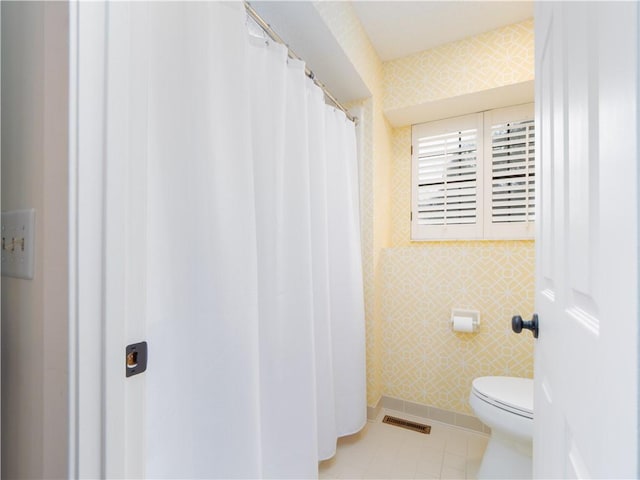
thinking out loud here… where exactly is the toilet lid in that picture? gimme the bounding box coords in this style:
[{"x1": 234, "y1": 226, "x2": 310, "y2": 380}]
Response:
[{"x1": 472, "y1": 376, "x2": 533, "y2": 418}]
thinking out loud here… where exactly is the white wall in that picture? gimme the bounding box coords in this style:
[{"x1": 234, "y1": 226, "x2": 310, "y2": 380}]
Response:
[{"x1": 1, "y1": 2, "x2": 69, "y2": 478}]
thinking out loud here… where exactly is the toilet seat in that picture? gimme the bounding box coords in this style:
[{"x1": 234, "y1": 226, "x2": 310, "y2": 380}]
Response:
[{"x1": 471, "y1": 376, "x2": 533, "y2": 419}]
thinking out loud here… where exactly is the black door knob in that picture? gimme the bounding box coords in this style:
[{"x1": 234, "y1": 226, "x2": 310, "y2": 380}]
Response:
[{"x1": 512, "y1": 314, "x2": 539, "y2": 338}]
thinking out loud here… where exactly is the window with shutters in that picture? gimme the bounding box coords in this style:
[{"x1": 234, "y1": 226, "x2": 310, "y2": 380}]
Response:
[{"x1": 411, "y1": 104, "x2": 535, "y2": 241}]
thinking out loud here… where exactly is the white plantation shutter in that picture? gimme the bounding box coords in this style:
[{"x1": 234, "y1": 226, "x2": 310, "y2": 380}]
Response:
[
  {"x1": 417, "y1": 129, "x2": 477, "y2": 224},
  {"x1": 411, "y1": 104, "x2": 535, "y2": 241},
  {"x1": 483, "y1": 104, "x2": 535, "y2": 239},
  {"x1": 490, "y1": 121, "x2": 535, "y2": 222},
  {"x1": 412, "y1": 113, "x2": 484, "y2": 240}
]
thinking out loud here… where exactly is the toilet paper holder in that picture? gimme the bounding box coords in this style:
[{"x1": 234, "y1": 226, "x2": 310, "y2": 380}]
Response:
[{"x1": 450, "y1": 308, "x2": 480, "y2": 333}]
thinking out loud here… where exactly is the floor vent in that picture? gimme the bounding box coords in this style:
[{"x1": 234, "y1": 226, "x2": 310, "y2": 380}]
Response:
[{"x1": 382, "y1": 415, "x2": 431, "y2": 434}]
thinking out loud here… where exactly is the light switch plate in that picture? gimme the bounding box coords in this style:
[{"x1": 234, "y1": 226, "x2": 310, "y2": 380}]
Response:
[{"x1": 1, "y1": 209, "x2": 35, "y2": 280}]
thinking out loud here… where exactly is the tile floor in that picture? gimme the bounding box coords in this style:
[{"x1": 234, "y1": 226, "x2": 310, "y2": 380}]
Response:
[{"x1": 319, "y1": 408, "x2": 488, "y2": 480}]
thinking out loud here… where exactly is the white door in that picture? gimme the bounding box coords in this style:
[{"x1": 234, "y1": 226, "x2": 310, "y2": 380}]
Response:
[
  {"x1": 534, "y1": 2, "x2": 638, "y2": 478},
  {"x1": 70, "y1": 2, "x2": 148, "y2": 476}
]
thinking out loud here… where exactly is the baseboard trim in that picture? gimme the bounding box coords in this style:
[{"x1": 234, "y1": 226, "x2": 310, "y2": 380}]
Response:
[
  {"x1": 367, "y1": 398, "x2": 382, "y2": 421},
  {"x1": 374, "y1": 395, "x2": 491, "y2": 435}
]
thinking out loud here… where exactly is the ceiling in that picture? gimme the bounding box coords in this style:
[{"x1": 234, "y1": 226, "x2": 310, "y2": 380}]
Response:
[
  {"x1": 250, "y1": 1, "x2": 535, "y2": 120},
  {"x1": 352, "y1": 1, "x2": 534, "y2": 61}
]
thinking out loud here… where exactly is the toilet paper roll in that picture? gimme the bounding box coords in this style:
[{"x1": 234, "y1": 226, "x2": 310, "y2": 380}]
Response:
[{"x1": 452, "y1": 316, "x2": 475, "y2": 333}]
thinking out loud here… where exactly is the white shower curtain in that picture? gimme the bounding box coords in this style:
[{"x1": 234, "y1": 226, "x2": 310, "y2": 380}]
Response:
[{"x1": 139, "y1": 2, "x2": 365, "y2": 478}]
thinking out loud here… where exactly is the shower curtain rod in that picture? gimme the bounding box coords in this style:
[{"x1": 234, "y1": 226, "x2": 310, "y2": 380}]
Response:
[{"x1": 245, "y1": 2, "x2": 358, "y2": 124}]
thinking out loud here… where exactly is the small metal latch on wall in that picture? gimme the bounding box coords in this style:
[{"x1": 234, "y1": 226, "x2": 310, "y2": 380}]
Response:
[{"x1": 125, "y1": 341, "x2": 148, "y2": 377}]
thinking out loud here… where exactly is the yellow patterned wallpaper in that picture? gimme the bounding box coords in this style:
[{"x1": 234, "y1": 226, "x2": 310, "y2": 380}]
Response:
[
  {"x1": 380, "y1": 242, "x2": 535, "y2": 415},
  {"x1": 391, "y1": 126, "x2": 412, "y2": 247},
  {"x1": 382, "y1": 19, "x2": 535, "y2": 415},
  {"x1": 316, "y1": 4, "x2": 536, "y2": 414},
  {"x1": 383, "y1": 18, "x2": 534, "y2": 113},
  {"x1": 387, "y1": 115, "x2": 535, "y2": 416}
]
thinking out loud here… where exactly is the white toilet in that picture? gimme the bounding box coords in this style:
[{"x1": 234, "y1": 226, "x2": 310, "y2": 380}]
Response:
[{"x1": 469, "y1": 376, "x2": 533, "y2": 479}]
